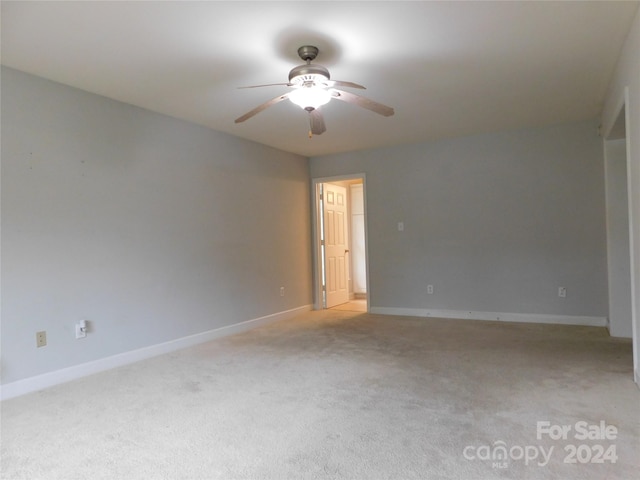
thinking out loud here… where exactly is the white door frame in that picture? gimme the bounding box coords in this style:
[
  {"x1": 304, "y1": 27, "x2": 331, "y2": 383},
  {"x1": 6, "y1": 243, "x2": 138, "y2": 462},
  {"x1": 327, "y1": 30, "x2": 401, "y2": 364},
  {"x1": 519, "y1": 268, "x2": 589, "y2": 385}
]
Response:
[
  {"x1": 311, "y1": 174, "x2": 370, "y2": 312},
  {"x1": 602, "y1": 86, "x2": 638, "y2": 384}
]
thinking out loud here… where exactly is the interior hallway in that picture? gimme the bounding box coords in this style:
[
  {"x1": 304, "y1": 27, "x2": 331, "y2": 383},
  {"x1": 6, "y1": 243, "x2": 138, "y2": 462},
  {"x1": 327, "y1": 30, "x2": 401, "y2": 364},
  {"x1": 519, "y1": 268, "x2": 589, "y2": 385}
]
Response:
[{"x1": 329, "y1": 299, "x2": 367, "y2": 313}]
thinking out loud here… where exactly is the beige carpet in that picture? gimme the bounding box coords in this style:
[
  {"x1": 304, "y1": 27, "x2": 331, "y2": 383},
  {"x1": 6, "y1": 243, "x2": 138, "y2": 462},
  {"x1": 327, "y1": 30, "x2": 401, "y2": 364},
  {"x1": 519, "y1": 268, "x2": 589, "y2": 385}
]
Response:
[{"x1": 1, "y1": 309, "x2": 638, "y2": 479}]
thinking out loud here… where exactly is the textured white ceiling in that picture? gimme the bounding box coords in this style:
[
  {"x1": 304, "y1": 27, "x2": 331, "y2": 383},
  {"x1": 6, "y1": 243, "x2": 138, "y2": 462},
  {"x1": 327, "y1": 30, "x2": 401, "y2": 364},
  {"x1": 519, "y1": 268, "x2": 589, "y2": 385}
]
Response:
[{"x1": 2, "y1": 1, "x2": 638, "y2": 157}]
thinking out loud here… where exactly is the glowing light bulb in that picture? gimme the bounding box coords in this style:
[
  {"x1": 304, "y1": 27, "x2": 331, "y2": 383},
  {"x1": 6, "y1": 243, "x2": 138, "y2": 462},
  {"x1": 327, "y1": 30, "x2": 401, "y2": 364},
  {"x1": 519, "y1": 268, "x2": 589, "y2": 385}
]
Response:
[{"x1": 289, "y1": 87, "x2": 331, "y2": 110}]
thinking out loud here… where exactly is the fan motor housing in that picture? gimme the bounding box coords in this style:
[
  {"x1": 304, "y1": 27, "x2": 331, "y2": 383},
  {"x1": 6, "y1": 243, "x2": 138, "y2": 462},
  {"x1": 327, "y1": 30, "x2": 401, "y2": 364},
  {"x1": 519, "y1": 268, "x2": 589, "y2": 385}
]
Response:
[{"x1": 288, "y1": 64, "x2": 330, "y2": 85}]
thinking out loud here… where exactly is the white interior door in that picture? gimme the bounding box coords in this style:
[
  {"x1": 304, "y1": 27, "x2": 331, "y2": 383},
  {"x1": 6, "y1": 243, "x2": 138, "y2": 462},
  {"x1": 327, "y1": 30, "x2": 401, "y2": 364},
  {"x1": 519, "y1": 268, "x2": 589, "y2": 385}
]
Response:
[{"x1": 323, "y1": 183, "x2": 350, "y2": 308}]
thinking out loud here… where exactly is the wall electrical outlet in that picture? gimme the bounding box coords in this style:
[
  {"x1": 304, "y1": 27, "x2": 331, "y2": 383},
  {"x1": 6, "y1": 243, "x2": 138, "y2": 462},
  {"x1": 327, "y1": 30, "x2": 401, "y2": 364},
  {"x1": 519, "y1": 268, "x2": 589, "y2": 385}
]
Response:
[
  {"x1": 558, "y1": 287, "x2": 567, "y2": 298},
  {"x1": 427, "y1": 285, "x2": 434, "y2": 294},
  {"x1": 280, "y1": 286, "x2": 285, "y2": 297},
  {"x1": 36, "y1": 331, "x2": 47, "y2": 348}
]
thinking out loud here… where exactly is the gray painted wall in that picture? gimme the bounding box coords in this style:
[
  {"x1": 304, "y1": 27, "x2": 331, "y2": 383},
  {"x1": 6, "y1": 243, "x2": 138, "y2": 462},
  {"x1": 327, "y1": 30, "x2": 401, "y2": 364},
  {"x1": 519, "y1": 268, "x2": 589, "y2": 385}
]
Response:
[
  {"x1": 310, "y1": 121, "x2": 608, "y2": 318},
  {"x1": 1, "y1": 67, "x2": 313, "y2": 384}
]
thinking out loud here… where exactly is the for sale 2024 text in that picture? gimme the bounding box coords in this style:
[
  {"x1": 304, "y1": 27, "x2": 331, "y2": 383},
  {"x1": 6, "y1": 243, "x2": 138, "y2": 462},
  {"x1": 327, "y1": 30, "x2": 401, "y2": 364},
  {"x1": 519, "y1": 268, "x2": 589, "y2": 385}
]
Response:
[{"x1": 537, "y1": 420, "x2": 618, "y2": 465}]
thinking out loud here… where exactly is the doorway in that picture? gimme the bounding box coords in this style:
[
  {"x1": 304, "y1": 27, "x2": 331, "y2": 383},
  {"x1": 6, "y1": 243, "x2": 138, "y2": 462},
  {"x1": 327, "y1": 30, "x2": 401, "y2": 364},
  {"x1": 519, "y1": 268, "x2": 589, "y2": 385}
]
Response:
[
  {"x1": 604, "y1": 112, "x2": 633, "y2": 338},
  {"x1": 312, "y1": 175, "x2": 368, "y2": 312}
]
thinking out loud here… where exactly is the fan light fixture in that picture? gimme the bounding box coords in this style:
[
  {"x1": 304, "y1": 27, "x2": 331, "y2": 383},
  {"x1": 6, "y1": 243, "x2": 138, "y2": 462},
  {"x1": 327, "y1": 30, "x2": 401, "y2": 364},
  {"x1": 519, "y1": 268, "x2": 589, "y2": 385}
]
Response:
[
  {"x1": 288, "y1": 86, "x2": 332, "y2": 110},
  {"x1": 235, "y1": 45, "x2": 394, "y2": 136}
]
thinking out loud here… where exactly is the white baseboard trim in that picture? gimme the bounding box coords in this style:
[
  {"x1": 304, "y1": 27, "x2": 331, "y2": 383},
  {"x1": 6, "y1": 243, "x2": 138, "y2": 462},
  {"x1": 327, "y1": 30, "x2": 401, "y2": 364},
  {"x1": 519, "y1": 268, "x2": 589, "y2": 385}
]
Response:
[
  {"x1": 1, "y1": 304, "x2": 311, "y2": 401},
  {"x1": 369, "y1": 306, "x2": 607, "y2": 327},
  {"x1": 635, "y1": 369, "x2": 640, "y2": 389}
]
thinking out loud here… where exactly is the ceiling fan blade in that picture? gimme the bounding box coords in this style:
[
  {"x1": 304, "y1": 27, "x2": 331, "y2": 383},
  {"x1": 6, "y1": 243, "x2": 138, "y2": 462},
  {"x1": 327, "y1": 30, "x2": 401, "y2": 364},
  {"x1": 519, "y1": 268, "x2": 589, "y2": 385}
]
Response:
[
  {"x1": 331, "y1": 89, "x2": 395, "y2": 117},
  {"x1": 238, "y1": 83, "x2": 293, "y2": 89},
  {"x1": 234, "y1": 93, "x2": 290, "y2": 123},
  {"x1": 329, "y1": 80, "x2": 366, "y2": 90},
  {"x1": 309, "y1": 108, "x2": 326, "y2": 135}
]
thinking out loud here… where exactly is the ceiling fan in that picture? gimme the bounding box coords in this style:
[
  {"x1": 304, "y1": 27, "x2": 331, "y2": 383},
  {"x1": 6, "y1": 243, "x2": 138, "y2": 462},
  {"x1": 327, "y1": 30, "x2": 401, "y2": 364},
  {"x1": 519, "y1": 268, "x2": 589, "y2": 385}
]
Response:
[{"x1": 234, "y1": 45, "x2": 394, "y2": 137}]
